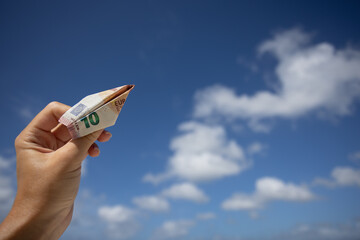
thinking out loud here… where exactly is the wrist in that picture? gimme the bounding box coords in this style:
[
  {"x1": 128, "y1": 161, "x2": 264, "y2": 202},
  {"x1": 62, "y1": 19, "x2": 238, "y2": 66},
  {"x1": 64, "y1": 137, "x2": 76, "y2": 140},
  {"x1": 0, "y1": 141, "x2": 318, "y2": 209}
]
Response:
[{"x1": 0, "y1": 196, "x2": 72, "y2": 240}]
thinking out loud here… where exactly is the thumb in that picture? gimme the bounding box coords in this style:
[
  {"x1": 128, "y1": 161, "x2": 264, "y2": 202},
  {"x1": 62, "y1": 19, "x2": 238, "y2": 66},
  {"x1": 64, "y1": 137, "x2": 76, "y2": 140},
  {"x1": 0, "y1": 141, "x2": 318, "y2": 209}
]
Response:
[{"x1": 56, "y1": 130, "x2": 104, "y2": 163}]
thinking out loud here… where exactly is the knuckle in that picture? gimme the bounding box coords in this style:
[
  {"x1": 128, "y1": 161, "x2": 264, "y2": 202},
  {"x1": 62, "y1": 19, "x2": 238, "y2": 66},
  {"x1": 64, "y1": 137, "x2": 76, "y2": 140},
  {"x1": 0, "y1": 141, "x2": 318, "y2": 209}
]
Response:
[
  {"x1": 47, "y1": 101, "x2": 61, "y2": 110},
  {"x1": 14, "y1": 135, "x2": 21, "y2": 148},
  {"x1": 84, "y1": 133, "x2": 98, "y2": 145}
]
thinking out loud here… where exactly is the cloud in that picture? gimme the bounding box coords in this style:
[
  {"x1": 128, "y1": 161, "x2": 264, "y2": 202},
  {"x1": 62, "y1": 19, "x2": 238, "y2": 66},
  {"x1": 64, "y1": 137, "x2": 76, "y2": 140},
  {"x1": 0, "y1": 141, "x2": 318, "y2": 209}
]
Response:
[
  {"x1": 349, "y1": 151, "x2": 360, "y2": 163},
  {"x1": 0, "y1": 155, "x2": 15, "y2": 220},
  {"x1": 196, "y1": 212, "x2": 216, "y2": 220},
  {"x1": 17, "y1": 107, "x2": 35, "y2": 120},
  {"x1": 314, "y1": 166, "x2": 360, "y2": 188},
  {"x1": 222, "y1": 177, "x2": 315, "y2": 211},
  {"x1": 247, "y1": 142, "x2": 266, "y2": 155},
  {"x1": 132, "y1": 195, "x2": 170, "y2": 212},
  {"x1": 272, "y1": 218, "x2": 360, "y2": 240},
  {"x1": 98, "y1": 205, "x2": 139, "y2": 239},
  {"x1": 161, "y1": 182, "x2": 209, "y2": 203},
  {"x1": 0, "y1": 155, "x2": 12, "y2": 169},
  {"x1": 144, "y1": 121, "x2": 250, "y2": 183},
  {"x1": 193, "y1": 28, "x2": 360, "y2": 130},
  {"x1": 151, "y1": 220, "x2": 195, "y2": 240}
]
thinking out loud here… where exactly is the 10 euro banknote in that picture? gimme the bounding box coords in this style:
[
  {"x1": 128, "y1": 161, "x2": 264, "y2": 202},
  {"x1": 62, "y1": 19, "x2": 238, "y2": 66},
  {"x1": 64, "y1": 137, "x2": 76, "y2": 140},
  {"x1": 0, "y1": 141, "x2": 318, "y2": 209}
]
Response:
[{"x1": 59, "y1": 85, "x2": 135, "y2": 139}]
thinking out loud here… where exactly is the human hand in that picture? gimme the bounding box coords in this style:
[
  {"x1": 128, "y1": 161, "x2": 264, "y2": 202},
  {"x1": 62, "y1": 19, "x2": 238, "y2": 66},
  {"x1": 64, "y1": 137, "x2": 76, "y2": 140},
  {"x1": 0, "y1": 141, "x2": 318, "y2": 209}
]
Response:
[{"x1": 0, "y1": 102, "x2": 112, "y2": 240}]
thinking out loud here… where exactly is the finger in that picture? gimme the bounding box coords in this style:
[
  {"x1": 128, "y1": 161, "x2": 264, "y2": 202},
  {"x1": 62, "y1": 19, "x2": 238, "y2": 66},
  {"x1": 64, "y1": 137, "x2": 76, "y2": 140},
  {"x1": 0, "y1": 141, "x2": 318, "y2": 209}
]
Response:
[
  {"x1": 52, "y1": 123, "x2": 72, "y2": 143},
  {"x1": 57, "y1": 129, "x2": 103, "y2": 162},
  {"x1": 97, "y1": 130, "x2": 112, "y2": 142},
  {"x1": 28, "y1": 102, "x2": 70, "y2": 132},
  {"x1": 88, "y1": 143, "x2": 100, "y2": 157},
  {"x1": 52, "y1": 126, "x2": 111, "y2": 145}
]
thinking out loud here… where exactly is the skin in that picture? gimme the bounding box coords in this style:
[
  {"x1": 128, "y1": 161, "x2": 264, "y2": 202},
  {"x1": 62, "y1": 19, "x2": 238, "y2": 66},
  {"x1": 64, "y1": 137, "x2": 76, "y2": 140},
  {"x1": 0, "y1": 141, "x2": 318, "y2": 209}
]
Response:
[{"x1": 0, "y1": 102, "x2": 112, "y2": 240}]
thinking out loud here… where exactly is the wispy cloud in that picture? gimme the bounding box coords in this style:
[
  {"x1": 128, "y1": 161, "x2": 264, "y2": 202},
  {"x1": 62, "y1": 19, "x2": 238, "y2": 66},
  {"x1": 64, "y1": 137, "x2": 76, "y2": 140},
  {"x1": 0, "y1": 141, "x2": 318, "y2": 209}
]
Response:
[
  {"x1": 271, "y1": 217, "x2": 360, "y2": 240},
  {"x1": 151, "y1": 220, "x2": 195, "y2": 240},
  {"x1": 247, "y1": 142, "x2": 266, "y2": 155},
  {"x1": 132, "y1": 195, "x2": 170, "y2": 212},
  {"x1": 349, "y1": 151, "x2": 360, "y2": 164},
  {"x1": 196, "y1": 212, "x2": 216, "y2": 220}
]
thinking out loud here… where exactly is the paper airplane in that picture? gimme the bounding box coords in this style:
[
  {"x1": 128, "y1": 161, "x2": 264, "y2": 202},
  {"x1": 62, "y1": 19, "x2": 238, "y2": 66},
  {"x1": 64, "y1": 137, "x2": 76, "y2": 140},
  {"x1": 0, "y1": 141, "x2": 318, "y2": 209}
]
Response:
[{"x1": 59, "y1": 85, "x2": 135, "y2": 139}]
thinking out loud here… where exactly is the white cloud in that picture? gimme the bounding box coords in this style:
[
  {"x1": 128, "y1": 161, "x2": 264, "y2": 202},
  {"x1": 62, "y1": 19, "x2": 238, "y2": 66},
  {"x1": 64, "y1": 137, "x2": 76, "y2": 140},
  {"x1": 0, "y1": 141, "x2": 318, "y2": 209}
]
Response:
[
  {"x1": 132, "y1": 195, "x2": 170, "y2": 212},
  {"x1": 152, "y1": 220, "x2": 195, "y2": 240},
  {"x1": 196, "y1": 212, "x2": 216, "y2": 220},
  {"x1": 0, "y1": 155, "x2": 15, "y2": 220},
  {"x1": 193, "y1": 28, "x2": 360, "y2": 130},
  {"x1": 222, "y1": 193, "x2": 262, "y2": 210},
  {"x1": 98, "y1": 205, "x2": 139, "y2": 239},
  {"x1": 144, "y1": 121, "x2": 250, "y2": 183},
  {"x1": 314, "y1": 166, "x2": 360, "y2": 188},
  {"x1": 222, "y1": 177, "x2": 315, "y2": 211},
  {"x1": 161, "y1": 182, "x2": 209, "y2": 203},
  {"x1": 247, "y1": 142, "x2": 266, "y2": 155}
]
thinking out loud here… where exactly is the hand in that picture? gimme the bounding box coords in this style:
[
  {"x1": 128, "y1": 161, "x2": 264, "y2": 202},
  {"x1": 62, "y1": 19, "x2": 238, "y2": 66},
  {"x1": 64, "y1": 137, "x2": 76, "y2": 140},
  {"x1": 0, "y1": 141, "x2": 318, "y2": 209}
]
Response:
[{"x1": 0, "y1": 102, "x2": 112, "y2": 240}]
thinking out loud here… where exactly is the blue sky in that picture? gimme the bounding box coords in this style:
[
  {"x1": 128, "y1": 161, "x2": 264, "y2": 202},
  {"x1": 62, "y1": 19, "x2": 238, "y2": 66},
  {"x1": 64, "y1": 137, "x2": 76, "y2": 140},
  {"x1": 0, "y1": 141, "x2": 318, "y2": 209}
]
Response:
[{"x1": 1, "y1": 1, "x2": 360, "y2": 239}]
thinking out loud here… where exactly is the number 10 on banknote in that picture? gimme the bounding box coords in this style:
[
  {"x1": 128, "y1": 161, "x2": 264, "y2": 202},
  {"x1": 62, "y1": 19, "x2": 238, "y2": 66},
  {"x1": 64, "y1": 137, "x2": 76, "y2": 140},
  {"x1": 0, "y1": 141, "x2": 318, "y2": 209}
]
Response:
[{"x1": 59, "y1": 85, "x2": 135, "y2": 139}]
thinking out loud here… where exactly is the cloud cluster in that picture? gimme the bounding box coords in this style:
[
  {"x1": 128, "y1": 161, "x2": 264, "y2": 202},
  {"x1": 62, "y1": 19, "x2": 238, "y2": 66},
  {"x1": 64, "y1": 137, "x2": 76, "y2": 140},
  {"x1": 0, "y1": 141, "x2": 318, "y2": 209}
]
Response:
[
  {"x1": 222, "y1": 177, "x2": 315, "y2": 211},
  {"x1": 314, "y1": 166, "x2": 360, "y2": 188},
  {"x1": 144, "y1": 121, "x2": 250, "y2": 183},
  {"x1": 131, "y1": 182, "x2": 209, "y2": 214},
  {"x1": 193, "y1": 29, "x2": 360, "y2": 131},
  {"x1": 273, "y1": 218, "x2": 360, "y2": 240}
]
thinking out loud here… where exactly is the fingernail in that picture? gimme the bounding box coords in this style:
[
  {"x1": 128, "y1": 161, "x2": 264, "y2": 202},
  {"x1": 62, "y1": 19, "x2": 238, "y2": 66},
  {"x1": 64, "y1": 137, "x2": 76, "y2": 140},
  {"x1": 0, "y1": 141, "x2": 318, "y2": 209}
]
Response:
[
  {"x1": 93, "y1": 144, "x2": 100, "y2": 152},
  {"x1": 104, "y1": 131, "x2": 112, "y2": 138}
]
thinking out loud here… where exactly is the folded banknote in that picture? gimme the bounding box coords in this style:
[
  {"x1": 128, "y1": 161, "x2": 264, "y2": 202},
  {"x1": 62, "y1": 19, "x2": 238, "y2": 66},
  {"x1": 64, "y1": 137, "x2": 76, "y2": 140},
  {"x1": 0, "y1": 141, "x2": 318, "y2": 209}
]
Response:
[{"x1": 59, "y1": 85, "x2": 135, "y2": 139}]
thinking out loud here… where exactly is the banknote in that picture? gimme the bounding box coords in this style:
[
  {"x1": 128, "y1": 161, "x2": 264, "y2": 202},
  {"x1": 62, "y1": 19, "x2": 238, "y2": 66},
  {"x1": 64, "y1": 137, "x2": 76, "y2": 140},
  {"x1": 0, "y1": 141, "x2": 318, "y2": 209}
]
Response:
[{"x1": 59, "y1": 85, "x2": 135, "y2": 139}]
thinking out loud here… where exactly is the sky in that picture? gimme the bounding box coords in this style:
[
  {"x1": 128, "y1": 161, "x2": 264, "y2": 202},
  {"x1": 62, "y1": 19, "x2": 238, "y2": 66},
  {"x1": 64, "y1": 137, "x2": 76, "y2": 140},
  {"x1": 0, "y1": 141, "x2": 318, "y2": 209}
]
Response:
[{"x1": 1, "y1": 1, "x2": 360, "y2": 239}]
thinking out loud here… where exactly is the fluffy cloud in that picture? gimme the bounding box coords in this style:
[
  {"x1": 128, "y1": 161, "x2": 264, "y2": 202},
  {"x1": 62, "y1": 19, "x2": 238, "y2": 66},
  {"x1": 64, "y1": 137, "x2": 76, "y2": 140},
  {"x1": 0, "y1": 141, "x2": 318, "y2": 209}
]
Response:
[
  {"x1": 161, "y1": 182, "x2": 209, "y2": 203},
  {"x1": 98, "y1": 205, "x2": 139, "y2": 239},
  {"x1": 132, "y1": 195, "x2": 170, "y2": 212},
  {"x1": 151, "y1": 220, "x2": 195, "y2": 240},
  {"x1": 222, "y1": 177, "x2": 315, "y2": 211},
  {"x1": 194, "y1": 28, "x2": 360, "y2": 130},
  {"x1": 314, "y1": 166, "x2": 360, "y2": 187},
  {"x1": 144, "y1": 121, "x2": 249, "y2": 183}
]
